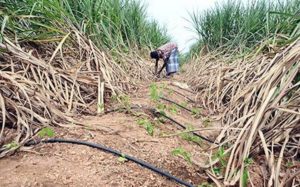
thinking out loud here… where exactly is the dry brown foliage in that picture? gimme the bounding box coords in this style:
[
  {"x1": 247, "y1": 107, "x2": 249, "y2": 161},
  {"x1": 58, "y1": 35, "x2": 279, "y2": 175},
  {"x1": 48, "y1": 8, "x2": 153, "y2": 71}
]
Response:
[
  {"x1": 0, "y1": 29, "x2": 152, "y2": 157},
  {"x1": 182, "y1": 40, "x2": 300, "y2": 186}
]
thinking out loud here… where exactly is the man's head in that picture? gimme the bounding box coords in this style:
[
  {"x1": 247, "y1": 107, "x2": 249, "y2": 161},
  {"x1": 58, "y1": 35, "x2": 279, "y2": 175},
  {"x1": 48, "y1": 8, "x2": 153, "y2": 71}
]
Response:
[{"x1": 150, "y1": 50, "x2": 159, "y2": 60}]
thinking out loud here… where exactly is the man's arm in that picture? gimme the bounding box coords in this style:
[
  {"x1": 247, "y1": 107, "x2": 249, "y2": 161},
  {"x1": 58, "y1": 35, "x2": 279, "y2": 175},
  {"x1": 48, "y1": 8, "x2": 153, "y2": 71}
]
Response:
[
  {"x1": 155, "y1": 59, "x2": 159, "y2": 75},
  {"x1": 157, "y1": 60, "x2": 167, "y2": 76}
]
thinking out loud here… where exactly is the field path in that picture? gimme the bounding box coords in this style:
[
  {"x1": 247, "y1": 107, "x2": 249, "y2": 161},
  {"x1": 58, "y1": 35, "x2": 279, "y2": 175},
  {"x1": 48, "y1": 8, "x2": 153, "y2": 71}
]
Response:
[{"x1": 0, "y1": 77, "x2": 217, "y2": 187}]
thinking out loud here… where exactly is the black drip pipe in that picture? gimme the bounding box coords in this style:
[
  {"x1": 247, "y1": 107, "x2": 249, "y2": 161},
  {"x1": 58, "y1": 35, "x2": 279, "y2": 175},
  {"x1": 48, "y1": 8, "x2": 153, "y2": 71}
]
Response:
[
  {"x1": 154, "y1": 110, "x2": 217, "y2": 145},
  {"x1": 26, "y1": 138, "x2": 194, "y2": 187},
  {"x1": 160, "y1": 97, "x2": 192, "y2": 113}
]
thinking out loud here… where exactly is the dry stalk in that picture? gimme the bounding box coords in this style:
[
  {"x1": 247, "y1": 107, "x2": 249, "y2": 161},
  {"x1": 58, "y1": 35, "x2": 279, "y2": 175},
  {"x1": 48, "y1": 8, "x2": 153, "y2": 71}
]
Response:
[
  {"x1": 0, "y1": 27, "x2": 151, "y2": 157},
  {"x1": 182, "y1": 40, "x2": 300, "y2": 186}
]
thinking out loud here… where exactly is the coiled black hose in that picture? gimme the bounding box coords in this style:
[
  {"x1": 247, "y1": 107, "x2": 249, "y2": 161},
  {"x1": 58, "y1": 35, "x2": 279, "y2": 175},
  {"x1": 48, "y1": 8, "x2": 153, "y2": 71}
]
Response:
[{"x1": 26, "y1": 138, "x2": 194, "y2": 187}]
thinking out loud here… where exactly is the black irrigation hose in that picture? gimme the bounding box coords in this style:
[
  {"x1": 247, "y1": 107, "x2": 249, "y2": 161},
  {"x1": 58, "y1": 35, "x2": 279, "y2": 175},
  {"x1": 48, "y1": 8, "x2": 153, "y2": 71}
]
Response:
[
  {"x1": 103, "y1": 105, "x2": 145, "y2": 115},
  {"x1": 160, "y1": 97, "x2": 193, "y2": 113},
  {"x1": 155, "y1": 111, "x2": 218, "y2": 145},
  {"x1": 26, "y1": 138, "x2": 194, "y2": 187}
]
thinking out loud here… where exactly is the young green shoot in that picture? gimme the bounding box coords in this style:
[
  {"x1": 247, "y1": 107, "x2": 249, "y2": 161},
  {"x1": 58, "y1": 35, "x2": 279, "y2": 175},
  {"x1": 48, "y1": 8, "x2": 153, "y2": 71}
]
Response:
[
  {"x1": 191, "y1": 108, "x2": 201, "y2": 117},
  {"x1": 118, "y1": 153, "x2": 128, "y2": 163},
  {"x1": 242, "y1": 157, "x2": 253, "y2": 187},
  {"x1": 202, "y1": 117, "x2": 212, "y2": 127},
  {"x1": 38, "y1": 127, "x2": 55, "y2": 138},
  {"x1": 150, "y1": 83, "x2": 160, "y2": 102},
  {"x1": 137, "y1": 118, "x2": 154, "y2": 136},
  {"x1": 180, "y1": 125, "x2": 202, "y2": 144},
  {"x1": 118, "y1": 94, "x2": 131, "y2": 112},
  {"x1": 181, "y1": 133, "x2": 202, "y2": 145},
  {"x1": 198, "y1": 182, "x2": 213, "y2": 187},
  {"x1": 3, "y1": 141, "x2": 19, "y2": 150},
  {"x1": 213, "y1": 146, "x2": 228, "y2": 167},
  {"x1": 171, "y1": 147, "x2": 192, "y2": 164},
  {"x1": 168, "y1": 104, "x2": 178, "y2": 114}
]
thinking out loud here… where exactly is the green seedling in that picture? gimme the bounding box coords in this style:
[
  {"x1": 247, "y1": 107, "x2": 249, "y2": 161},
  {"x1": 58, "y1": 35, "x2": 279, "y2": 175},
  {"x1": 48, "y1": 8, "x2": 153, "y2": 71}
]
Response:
[
  {"x1": 157, "y1": 110, "x2": 167, "y2": 123},
  {"x1": 119, "y1": 94, "x2": 131, "y2": 111},
  {"x1": 157, "y1": 103, "x2": 167, "y2": 111},
  {"x1": 168, "y1": 104, "x2": 178, "y2": 114},
  {"x1": 137, "y1": 118, "x2": 148, "y2": 126},
  {"x1": 3, "y1": 141, "x2": 19, "y2": 150},
  {"x1": 156, "y1": 103, "x2": 167, "y2": 123},
  {"x1": 212, "y1": 146, "x2": 228, "y2": 167},
  {"x1": 137, "y1": 118, "x2": 154, "y2": 136},
  {"x1": 242, "y1": 168, "x2": 249, "y2": 187},
  {"x1": 242, "y1": 157, "x2": 253, "y2": 187},
  {"x1": 159, "y1": 83, "x2": 167, "y2": 90},
  {"x1": 180, "y1": 124, "x2": 202, "y2": 144},
  {"x1": 244, "y1": 157, "x2": 254, "y2": 166},
  {"x1": 110, "y1": 94, "x2": 119, "y2": 102},
  {"x1": 111, "y1": 94, "x2": 131, "y2": 111},
  {"x1": 181, "y1": 133, "x2": 202, "y2": 144},
  {"x1": 286, "y1": 161, "x2": 293, "y2": 168},
  {"x1": 213, "y1": 167, "x2": 221, "y2": 176},
  {"x1": 211, "y1": 146, "x2": 228, "y2": 176},
  {"x1": 198, "y1": 182, "x2": 213, "y2": 187},
  {"x1": 150, "y1": 83, "x2": 160, "y2": 102},
  {"x1": 118, "y1": 153, "x2": 128, "y2": 163},
  {"x1": 203, "y1": 117, "x2": 212, "y2": 127},
  {"x1": 38, "y1": 127, "x2": 55, "y2": 138},
  {"x1": 146, "y1": 124, "x2": 154, "y2": 136},
  {"x1": 158, "y1": 110, "x2": 167, "y2": 116},
  {"x1": 171, "y1": 147, "x2": 192, "y2": 164},
  {"x1": 167, "y1": 88, "x2": 174, "y2": 95},
  {"x1": 158, "y1": 116, "x2": 167, "y2": 123},
  {"x1": 191, "y1": 108, "x2": 201, "y2": 115},
  {"x1": 191, "y1": 108, "x2": 202, "y2": 118},
  {"x1": 180, "y1": 102, "x2": 188, "y2": 108}
]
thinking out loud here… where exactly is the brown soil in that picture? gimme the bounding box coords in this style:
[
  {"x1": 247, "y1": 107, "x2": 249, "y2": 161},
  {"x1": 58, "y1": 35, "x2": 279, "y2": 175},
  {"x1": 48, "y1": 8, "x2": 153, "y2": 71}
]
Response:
[{"x1": 0, "y1": 78, "x2": 215, "y2": 187}]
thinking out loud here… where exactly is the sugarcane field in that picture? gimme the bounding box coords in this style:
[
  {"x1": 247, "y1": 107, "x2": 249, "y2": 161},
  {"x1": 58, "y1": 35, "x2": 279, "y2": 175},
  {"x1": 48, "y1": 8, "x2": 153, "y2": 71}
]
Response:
[{"x1": 0, "y1": 0, "x2": 299, "y2": 186}]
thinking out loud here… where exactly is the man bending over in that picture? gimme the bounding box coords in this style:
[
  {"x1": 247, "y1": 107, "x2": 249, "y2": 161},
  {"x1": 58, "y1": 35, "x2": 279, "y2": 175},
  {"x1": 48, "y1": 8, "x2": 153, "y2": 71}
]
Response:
[{"x1": 150, "y1": 42, "x2": 179, "y2": 78}]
